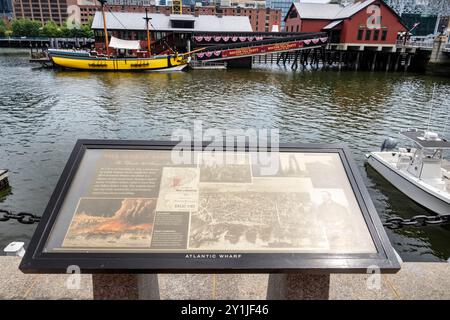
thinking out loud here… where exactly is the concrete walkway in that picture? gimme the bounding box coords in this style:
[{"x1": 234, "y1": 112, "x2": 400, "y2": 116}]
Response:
[{"x1": 1, "y1": 257, "x2": 449, "y2": 299}]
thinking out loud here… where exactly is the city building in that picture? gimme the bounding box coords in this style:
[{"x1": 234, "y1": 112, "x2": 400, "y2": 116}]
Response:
[
  {"x1": 284, "y1": 0, "x2": 408, "y2": 50},
  {"x1": 229, "y1": 0, "x2": 266, "y2": 8},
  {"x1": 1, "y1": 0, "x2": 12, "y2": 18},
  {"x1": 265, "y1": 0, "x2": 293, "y2": 27},
  {"x1": 78, "y1": 4, "x2": 281, "y2": 32},
  {"x1": 12, "y1": 0, "x2": 74, "y2": 25}
]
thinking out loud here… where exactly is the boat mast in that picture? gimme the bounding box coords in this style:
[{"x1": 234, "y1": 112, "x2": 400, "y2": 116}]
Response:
[
  {"x1": 144, "y1": 8, "x2": 152, "y2": 57},
  {"x1": 99, "y1": 0, "x2": 109, "y2": 56}
]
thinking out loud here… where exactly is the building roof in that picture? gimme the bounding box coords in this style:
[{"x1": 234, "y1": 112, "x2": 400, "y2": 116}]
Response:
[
  {"x1": 287, "y1": 0, "x2": 408, "y2": 29},
  {"x1": 289, "y1": 0, "x2": 377, "y2": 20},
  {"x1": 92, "y1": 12, "x2": 253, "y2": 32},
  {"x1": 322, "y1": 19, "x2": 343, "y2": 30},
  {"x1": 334, "y1": 0, "x2": 376, "y2": 19},
  {"x1": 292, "y1": 3, "x2": 343, "y2": 20}
]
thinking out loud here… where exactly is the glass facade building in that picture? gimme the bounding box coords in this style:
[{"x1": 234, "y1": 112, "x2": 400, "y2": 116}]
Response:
[
  {"x1": 265, "y1": 0, "x2": 293, "y2": 28},
  {"x1": 0, "y1": 0, "x2": 12, "y2": 18}
]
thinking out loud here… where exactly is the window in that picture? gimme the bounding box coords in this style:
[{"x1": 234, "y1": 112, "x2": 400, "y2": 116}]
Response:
[
  {"x1": 296, "y1": 25, "x2": 299, "y2": 32},
  {"x1": 357, "y1": 29, "x2": 364, "y2": 40},
  {"x1": 381, "y1": 30, "x2": 387, "y2": 41},
  {"x1": 289, "y1": 10, "x2": 298, "y2": 19},
  {"x1": 171, "y1": 20, "x2": 194, "y2": 29},
  {"x1": 373, "y1": 29, "x2": 380, "y2": 41},
  {"x1": 365, "y1": 29, "x2": 371, "y2": 41}
]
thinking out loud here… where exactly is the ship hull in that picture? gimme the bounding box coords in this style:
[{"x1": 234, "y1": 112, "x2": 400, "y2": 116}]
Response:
[{"x1": 49, "y1": 51, "x2": 188, "y2": 71}]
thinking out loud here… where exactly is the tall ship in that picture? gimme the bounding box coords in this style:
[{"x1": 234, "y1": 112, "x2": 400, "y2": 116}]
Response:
[{"x1": 48, "y1": 0, "x2": 190, "y2": 71}]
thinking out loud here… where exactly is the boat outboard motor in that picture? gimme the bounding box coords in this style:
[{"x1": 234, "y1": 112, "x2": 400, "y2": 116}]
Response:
[{"x1": 380, "y1": 137, "x2": 398, "y2": 151}]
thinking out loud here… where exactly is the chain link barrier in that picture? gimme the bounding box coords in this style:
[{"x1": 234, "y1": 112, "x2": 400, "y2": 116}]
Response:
[
  {"x1": 383, "y1": 213, "x2": 450, "y2": 229},
  {"x1": 0, "y1": 209, "x2": 41, "y2": 224},
  {"x1": 1, "y1": 208, "x2": 449, "y2": 229}
]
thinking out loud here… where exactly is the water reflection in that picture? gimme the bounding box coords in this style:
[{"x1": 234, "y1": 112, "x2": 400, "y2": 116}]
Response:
[{"x1": 0, "y1": 51, "x2": 450, "y2": 261}]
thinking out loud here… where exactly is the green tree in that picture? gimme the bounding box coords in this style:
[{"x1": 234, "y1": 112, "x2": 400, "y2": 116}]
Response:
[
  {"x1": 60, "y1": 18, "x2": 94, "y2": 38},
  {"x1": 41, "y1": 20, "x2": 62, "y2": 38},
  {"x1": 0, "y1": 19, "x2": 12, "y2": 37},
  {"x1": 12, "y1": 19, "x2": 41, "y2": 37},
  {"x1": 81, "y1": 17, "x2": 94, "y2": 38},
  {"x1": 0, "y1": 20, "x2": 7, "y2": 37}
]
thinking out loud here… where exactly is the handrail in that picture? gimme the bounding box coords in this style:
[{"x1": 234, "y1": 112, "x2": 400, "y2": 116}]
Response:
[{"x1": 396, "y1": 40, "x2": 434, "y2": 48}]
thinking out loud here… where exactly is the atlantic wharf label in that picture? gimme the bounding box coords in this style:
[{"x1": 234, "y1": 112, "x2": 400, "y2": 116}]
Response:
[{"x1": 184, "y1": 253, "x2": 243, "y2": 259}]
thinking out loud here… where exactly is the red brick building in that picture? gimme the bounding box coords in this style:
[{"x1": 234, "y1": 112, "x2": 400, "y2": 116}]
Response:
[
  {"x1": 79, "y1": 4, "x2": 281, "y2": 32},
  {"x1": 284, "y1": 0, "x2": 408, "y2": 51},
  {"x1": 12, "y1": 0, "x2": 72, "y2": 25}
]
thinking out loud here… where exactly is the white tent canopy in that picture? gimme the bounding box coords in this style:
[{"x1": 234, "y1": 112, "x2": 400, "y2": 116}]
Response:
[{"x1": 108, "y1": 36, "x2": 141, "y2": 50}]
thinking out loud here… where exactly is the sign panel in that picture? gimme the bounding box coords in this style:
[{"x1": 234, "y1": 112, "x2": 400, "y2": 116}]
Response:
[{"x1": 20, "y1": 140, "x2": 400, "y2": 273}]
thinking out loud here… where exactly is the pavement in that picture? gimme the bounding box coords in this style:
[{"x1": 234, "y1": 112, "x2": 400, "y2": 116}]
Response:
[{"x1": 1, "y1": 256, "x2": 449, "y2": 299}]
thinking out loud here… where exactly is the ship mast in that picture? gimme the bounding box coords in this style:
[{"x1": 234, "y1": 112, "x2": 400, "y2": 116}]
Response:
[
  {"x1": 143, "y1": 8, "x2": 152, "y2": 57},
  {"x1": 99, "y1": 0, "x2": 109, "y2": 56}
]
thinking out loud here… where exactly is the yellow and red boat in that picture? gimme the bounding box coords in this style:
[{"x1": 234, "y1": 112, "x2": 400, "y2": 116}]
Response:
[
  {"x1": 48, "y1": 48, "x2": 189, "y2": 72},
  {"x1": 48, "y1": 0, "x2": 191, "y2": 72}
]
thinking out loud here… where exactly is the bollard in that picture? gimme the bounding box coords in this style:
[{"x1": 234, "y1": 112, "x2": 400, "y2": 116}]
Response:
[{"x1": 4, "y1": 242, "x2": 26, "y2": 257}]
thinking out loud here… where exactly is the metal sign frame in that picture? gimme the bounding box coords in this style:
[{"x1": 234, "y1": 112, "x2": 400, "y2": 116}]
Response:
[{"x1": 20, "y1": 140, "x2": 400, "y2": 274}]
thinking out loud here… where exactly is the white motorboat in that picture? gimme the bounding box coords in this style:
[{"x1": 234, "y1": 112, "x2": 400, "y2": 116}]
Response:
[
  {"x1": 0, "y1": 169, "x2": 9, "y2": 191},
  {"x1": 366, "y1": 129, "x2": 450, "y2": 215}
]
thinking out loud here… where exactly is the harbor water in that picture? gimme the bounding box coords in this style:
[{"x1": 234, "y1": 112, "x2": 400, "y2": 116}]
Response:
[{"x1": 0, "y1": 48, "x2": 449, "y2": 261}]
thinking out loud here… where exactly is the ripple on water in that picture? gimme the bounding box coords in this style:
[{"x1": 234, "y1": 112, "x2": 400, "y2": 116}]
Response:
[{"x1": 1, "y1": 53, "x2": 450, "y2": 261}]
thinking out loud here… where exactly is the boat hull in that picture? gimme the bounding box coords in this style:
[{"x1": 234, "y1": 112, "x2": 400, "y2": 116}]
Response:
[
  {"x1": 367, "y1": 154, "x2": 450, "y2": 215},
  {"x1": 50, "y1": 52, "x2": 188, "y2": 71}
]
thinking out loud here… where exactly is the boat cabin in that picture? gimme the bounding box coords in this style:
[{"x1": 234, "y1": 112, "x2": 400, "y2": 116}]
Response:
[{"x1": 401, "y1": 130, "x2": 450, "y2": 180}]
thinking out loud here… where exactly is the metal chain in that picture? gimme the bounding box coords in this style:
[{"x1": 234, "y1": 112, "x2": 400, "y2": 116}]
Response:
[
  {"x1": 1, "y1": 208, "x2": 449, "y2": 229},
  {"x1": 383, "y1": 213, "x2": 450, "y2": 229},
  {"x1": 0, "y1": 209, "x2": 41, "y2": 225}
]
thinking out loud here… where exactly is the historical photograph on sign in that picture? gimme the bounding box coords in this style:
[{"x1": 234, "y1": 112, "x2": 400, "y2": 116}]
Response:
[
  {"x1": 189, "y1": 191, "x2": 330, "y2": 251},
  {"x1": 252, "y1": 152, "x2": 309, "y2": 177},
  {"x1": 62, "y1": 198, "x2": 157, "y2": 248},
  {"x1": 198, "y1": 152, "x2": 252, "y2": 183},
  {"x1": 277, "y1": 153, "x2": 308, "y2": 177},
  {"x1": 156, "y1": 167, "x2": 200, "y2": 212}
]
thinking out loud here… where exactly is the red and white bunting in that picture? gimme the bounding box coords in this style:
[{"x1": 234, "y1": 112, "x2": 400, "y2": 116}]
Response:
[
  {"x1": 320, "y1": 37, "x2": 328, "y2": 43},
  {"x1": 194, "y1": 36, "x2": 203, "y2": 42},
  {"x1": 204, "y1": 36, "x2": 212, "y2": 42},
  {"x1": 214, "y1": 36, "x2": 221, "y2": 42},
  {"x1": 214, "y1": 51, "x2": 221, "y2": 57},
  {"x1": 231, "y1": 37, "x2": 238, "y2": 42}
]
